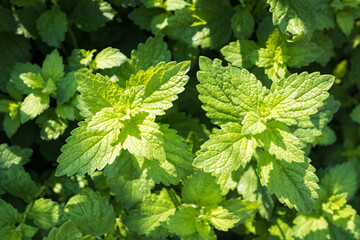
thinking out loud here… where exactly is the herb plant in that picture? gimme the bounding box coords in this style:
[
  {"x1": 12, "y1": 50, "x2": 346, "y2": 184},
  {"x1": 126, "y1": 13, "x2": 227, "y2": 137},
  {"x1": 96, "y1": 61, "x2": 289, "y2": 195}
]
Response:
[{"x1": 0, "y1": 0, "x2": 360, "y2": 239}]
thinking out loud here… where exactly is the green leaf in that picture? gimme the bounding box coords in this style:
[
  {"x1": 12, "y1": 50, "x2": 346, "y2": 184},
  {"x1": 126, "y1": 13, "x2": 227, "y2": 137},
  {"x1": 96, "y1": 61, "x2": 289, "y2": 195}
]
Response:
[
  {"x1": 71, "y1": 0, "x2": 115, "y2": 32},
  {"x1": 57, "y1": 72, "x2": 78, "y2": 104},
  {"x1": 10, "y1": 0, "x2": 43, "y2": 7},
  {"x1": 257, "y1": 151, "x2": 319, "y2": 211},
  {"x1": 36, "y1": 8, "x2": 68, "y2": 48},
  {"x1": 3, "y1": 114, "x2": 21, "y2": 138},
  {"x1": 56, "y1": 116, "x2": 121, "y2": 176},
  {"x1": 320, "y1": 162, "x2": 358, "y2": 200},
  {"x1": 182, "y1": 171, "x2": 223, "y2": 207},
  {"x1": 165, "y1": 206, "x2": 198, "y2": 236},
  {"x1": 197, "y1": 56, "x2": 268, "y2": 125},
  {"x1": 266, "y1": 0, "x2": 315, "y2": 39},
  {"x1": 209, "y1": 198, "x2": 259, "y2": 231},
  {"x1": 164, "y1": 0, "x2": 233, "y2": 49},
  {"x1": 237, "y1": 164, "x2": 274, "y2": 220},
  {"x1": 94, "y1": 47, "x2": 127, "y2": 69},
  {"x1": 220, "y1": 40, "x2": 258, "y2": 68},
  {"x1": 292, "y1": 214, "x2": 329, "y2": 239},
  {"x1": 165, "y1": 0, "x2": 189, "y2": 11},
  {"x1": 231, "y1": 7, "x2": 254, "y2": 40},
  {"x1": 65, "y1": 188, "x2": 116, "y2": 237},
  {"x1": 286, "y1": 41, "x2": 322, "y2": 68},
  {"x1": 144, "y1": 125, "x2": 194, "y2": 185},
  {"x1": 194, "y1": 123, "x2": 257, "y2": 176},
  {"x1": 10, "y1": 62, "x2": 42, "y2": 95},
  {"x1": 20, "y1": 72, "x2": 45, "y2": 89},
  {"x1": 124, "y1": 188, "x2": 178, "y2": 237},
  {"x1": 336, "y1": 11, "x2": 355, "y2": 36},
  {"x1": 0, "y1": 199, "x2": 23, "y2": 228},
  {"x1": 45, "y1": 221, "x2": 82, "y2": 240},
  {"x1": 36, "y1": 110, "x2": 67, "y2": 141},
  {"x1": 0, "y1": 143, "x2": 32, "y2": 168},
  {"x1": 29, "y1": 198, "x2": 61, "y2": 229},
  {"x1": 241, "y1": 111, "x2": 267, "y2": 135},
  {"x1": 0, "y1": 5, "x2": 16, "y2": 32},
  {"x1": 120, "y1": 34, "x2": 171, "y2": 81},
  {"x1": 104, "y1": 150, "x2": 155, "y2": 210},
  {"x1": 20, "y1": 93, "x2": 50, "y2": 123},
  {"x1": 261, "y1": 72, "x2": 335, "y2": 125},
  {"x1": 119, "y1": 112, "x2": 166, "y2": 162},
  {"x1": 350, "y1": 105, "x2": 360, "y2": 124},
  {"x1": 129, "y1": 61, "x2": 190, "y2": 116},
  {"x1": 1, "y1": 165, "x2": 39, "y2": 202},
  {"x1": 41, "y1": 49, "x2": 64, "y2": 83},
  {"x1": 76, "y1": 73, "x2": 123, "y2": 116},
  {"x1": 256, "y1": 121, "x2": 305, "y2": 163}
]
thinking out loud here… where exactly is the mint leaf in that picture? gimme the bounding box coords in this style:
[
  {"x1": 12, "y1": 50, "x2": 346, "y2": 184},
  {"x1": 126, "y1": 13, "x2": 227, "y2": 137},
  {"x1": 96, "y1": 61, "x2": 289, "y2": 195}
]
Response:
[
  {"x1": 231, "y1": 7, "x2": 254, "y2": 40},
  {"x1": 164, "y1": 0, "x2": 232, "y2": 49},
  {"x1": 45, "y1": 221, "x2": 82, "y2": 240},
  {"x1": 104, "y1": 150, "x2": 155, "y2": 210},
  {"x1": 71, "y1": 0, "x2": 115, "y2": 32},
  {"x1": 0, "y1": 143, "x2": 32, "y2": 168},
  {"x1": 29, "y1": 198, "x2": 61, "y2": 229},
  {"x1": 0, "y1": 199, "x2": 22, "y2": 228},
  {"x1": 257, "y1": 151, "x2": 319, "y2": 211},
  {"x1": 124, "y1": 188, "x2": 178, "y2": 237},
  {"x1": 166, "y1": 206, "x2": 198, "y2": 236},
  {"x1": 66, "y1": 188, "x2": 116, "y2": 237},
  {"x1": 41, "y1": 49, "x2": 64, "y2": 83},
  {"x1": 194, "y1": 123, "x2": 257, "y2": 176},
  {"x1": 36, "y1": 8, "x2": 68, "y2": 48},
  {"x1": 182, "y1": 171, "x2": 223, "y2": 206},
  {"x1": 55, "y1": 117, "x2": 121, "y2": 176},
  {"x1": 220, "y1": 40, "x2": 258, "y2": 68},
  {"x1": 94, "y1": 47, "x2": 127, "y2": 69},
  {"x1": 20, "y1": 93, "x2": 50, "y2": 123}
]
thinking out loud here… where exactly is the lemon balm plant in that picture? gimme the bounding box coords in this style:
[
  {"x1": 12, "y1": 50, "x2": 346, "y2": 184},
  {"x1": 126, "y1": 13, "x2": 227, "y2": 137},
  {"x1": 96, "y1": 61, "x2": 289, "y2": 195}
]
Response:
[{"x1": 0, "y1": 0, "x2": 360, "y2": 239}]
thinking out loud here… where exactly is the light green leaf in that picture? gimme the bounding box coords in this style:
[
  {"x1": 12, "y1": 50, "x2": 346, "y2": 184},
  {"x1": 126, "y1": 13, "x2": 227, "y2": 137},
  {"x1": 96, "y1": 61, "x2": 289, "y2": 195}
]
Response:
[
  {"x1": 65, "y1": 188, "x2": 116, "y2": 237},
  {"x1": 94, "y1": 47, "x2": 127, "y2": 69},
  {"x1": 144, "y1": 125, "x2": 194, "y2": 185},
  {"x1": 165, "y1": 206, "x2": 198, "y2": 236},
  {"x1": 165, "y1": 0, "x2": 189, "y2": 11},
  {"x1": 56, "y1": 117, "x2": 121, "y2": 176},
  {"x1": 231, "y1": 7, "x2": 254, "y2": 40},
  {"x1": 104, "y1": 150, "x2": 155, "y2": 210},
  {"x1": 257, "y1": 151, "x2": 319, "y2": 211},
  {"x1": 29, "y1": 198, "x2": 61, "y2": 229},
  {"x1": 182, "y1": 171, "x2": 223, "y2": 207},
  {"x1": 0, "y1": 199, "x2": 23, "y2": 228},
  {"x1": 10, "y1": 62, "x2": 42, "y2": 95},
  {"x1": 0, "y1": 143, "x2": 32, "y2": 168},
  {"x1": 220, "y1": 40, "x2": 258, "y2": 68},
  {"x1": 36, "y1": 8, "x2": 68, "y2": 48},
  {"x1": 197, "y1": 56, "x2": 268, "y2": 125},
  {"x1": 266, "y1": 0, "x2": 315, "y2": 39},
  {"x1": 320, "y1": 162, "x2": 358, "y2": 200},
  {"x1": 237, "y1": 165, "x2": 274, "y2": 219},
  {"x1": 20, "y1": 72, "x2": 45, "y2": 89},
  {"x1": 20, "y1": 93, "x2": 50, "y2": 123},
  {"x1": 41, "y1": 49, "x2": 64, "y2": 83},
  {"x1": 45, "y1": 221, "x2": 82, "y2": 240},
  {"x1": 292, "y1": 214, "x2": 329, "y2": 239},
  {"x1": 124, "y1": 188, "x2": 178, "y2": 237},
  {"x1": 241, "y1": 111, "x2": 267, "y2": 135},
  {"x1": 76, "y1": 73, "x2": 123, "y2": 116},
  {"x1": 256, "y1": 121, "x2": 305, "y2": 163},
  {"x1": 71, "y1": 0, "x2": 115, "y2": 32},
  {"x1": 194, "y1": 122, "x2": 257, "y2": 175},
  {"x1": 261, "y1": 72, "x2": 335, "y2": 125},
  {"x1": 164, "y1": 0, "x2": 232, "y2": 49},
  {"x1": 286, "y1": 41, "x2": 322, "y2": 68},
  {"x1": 119, "y1": 112, "x2": 166, "y2": 162},
  {"x1": 129, "y1": 61, "x2": 190, "y2": 116}
]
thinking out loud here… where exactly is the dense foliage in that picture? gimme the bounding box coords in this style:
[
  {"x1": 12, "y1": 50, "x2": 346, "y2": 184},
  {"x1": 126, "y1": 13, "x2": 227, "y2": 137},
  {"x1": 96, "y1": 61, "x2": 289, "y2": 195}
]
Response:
[{"x1": 0, "y1": 0, "x2": 360, "y2": 239}]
